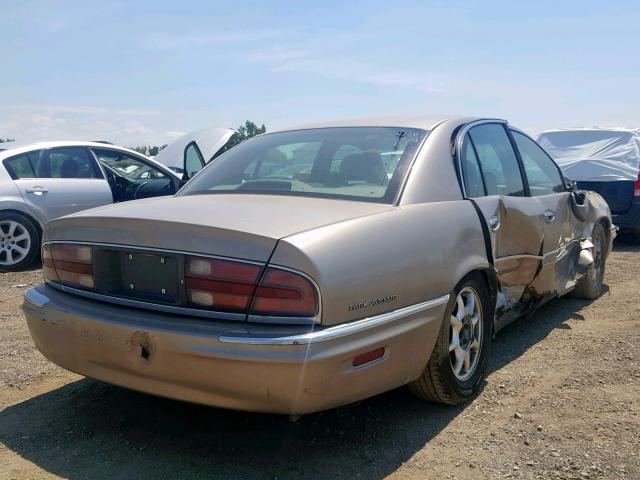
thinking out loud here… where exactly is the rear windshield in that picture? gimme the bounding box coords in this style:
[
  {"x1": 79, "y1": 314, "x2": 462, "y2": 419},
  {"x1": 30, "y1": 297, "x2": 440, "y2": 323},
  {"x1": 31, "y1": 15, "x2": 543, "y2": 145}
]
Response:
[{"x1": 179, "y1": 127, "x2": 427, "y2": 203}]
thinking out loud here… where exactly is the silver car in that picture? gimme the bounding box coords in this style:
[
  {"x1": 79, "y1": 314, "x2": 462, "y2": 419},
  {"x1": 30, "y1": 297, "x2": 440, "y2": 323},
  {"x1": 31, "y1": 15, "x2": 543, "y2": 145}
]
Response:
[
  {"x1": 0, "y1": 134, "x2": 232, "y2": 271},
  {"x1": 23, "y1": 116, "x2": 614, "y2": 414}
]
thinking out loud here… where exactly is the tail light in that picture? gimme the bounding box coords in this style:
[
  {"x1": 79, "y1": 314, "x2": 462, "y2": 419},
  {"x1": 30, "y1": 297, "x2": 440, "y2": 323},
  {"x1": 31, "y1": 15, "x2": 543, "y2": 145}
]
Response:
[
  {"x1": 251, "y1": 268, "x2": 319, "y2": 317},
  {"x1": 185, "y1": 257, "x2": 261, "y2": 312},
  {"x1": 43, "y1": 244, "x2": 94, "y2": 289},
  {"x1": 186, "y1": 255, "x2": 318, "y2": 318},
  {"x1": 634, "y1": 172, "x2": 640, "y2": 197},
  {"x1": 43, "y1": 244, "x2": 319, "y2": 321}
]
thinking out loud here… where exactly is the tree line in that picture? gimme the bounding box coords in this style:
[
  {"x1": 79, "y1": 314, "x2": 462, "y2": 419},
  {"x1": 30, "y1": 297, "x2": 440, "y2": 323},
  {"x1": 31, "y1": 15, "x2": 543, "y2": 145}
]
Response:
[{"x1": 130, "y1": 121, "x2": 266, "y2": 156}]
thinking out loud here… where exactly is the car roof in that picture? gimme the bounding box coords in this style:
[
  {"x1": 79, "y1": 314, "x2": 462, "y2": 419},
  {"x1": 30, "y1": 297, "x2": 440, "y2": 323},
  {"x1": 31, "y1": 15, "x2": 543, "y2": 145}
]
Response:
[
  {"x1": 0, "y1": 141, "x2": 180, "y2": 178},
  {"x1": 270, "y1": 115, "x2": 483, "y2": 133}
]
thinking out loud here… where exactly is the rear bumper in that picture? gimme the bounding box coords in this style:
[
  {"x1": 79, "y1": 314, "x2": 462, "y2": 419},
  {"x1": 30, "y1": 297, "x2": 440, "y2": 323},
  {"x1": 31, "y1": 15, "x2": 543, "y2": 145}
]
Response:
[
  {"x1": 23, "y1": 284, "x2": 447, "y2": 414},
  {"x1": 612, "y1": 199, "x2": 640, "y2": 232}
]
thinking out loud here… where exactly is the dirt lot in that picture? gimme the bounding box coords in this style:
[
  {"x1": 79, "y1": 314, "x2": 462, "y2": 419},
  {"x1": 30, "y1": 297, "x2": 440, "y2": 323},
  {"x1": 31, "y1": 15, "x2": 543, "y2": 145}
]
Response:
[{"x1": 0, "y1": 242, "x2": 639, "y2": 480}]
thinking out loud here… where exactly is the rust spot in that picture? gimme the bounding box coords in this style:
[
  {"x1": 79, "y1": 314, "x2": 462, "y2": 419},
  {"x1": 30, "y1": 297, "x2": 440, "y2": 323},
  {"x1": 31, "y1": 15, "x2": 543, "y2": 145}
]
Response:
[{"x1": 129, "y1": 331, "x2": 155, "y2": 363}]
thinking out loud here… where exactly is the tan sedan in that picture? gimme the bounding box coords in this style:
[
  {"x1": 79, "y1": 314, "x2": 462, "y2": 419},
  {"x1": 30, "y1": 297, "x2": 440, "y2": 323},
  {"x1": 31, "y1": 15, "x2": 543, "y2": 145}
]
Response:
[{"x1": 23, "y1": 116, "x2": 614, "y2": 414}]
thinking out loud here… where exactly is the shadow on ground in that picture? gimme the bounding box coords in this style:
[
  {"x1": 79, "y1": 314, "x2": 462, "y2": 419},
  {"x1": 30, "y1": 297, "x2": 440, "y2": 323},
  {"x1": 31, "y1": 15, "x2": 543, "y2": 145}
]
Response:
[
  {"x1": 0, "y1": 292, "x2": 599, "y2": 479},
  {"x1": 613, "y1": 235, "x2": 640, "y2": 252}
]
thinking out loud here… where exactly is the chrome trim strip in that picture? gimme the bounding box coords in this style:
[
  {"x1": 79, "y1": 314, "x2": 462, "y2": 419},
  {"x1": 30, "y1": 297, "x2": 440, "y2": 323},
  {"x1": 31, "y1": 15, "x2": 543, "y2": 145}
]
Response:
[
  {"x1": 495, "y1": 253, "x2": 544, "y2": 262},
  {"x1": 495, "y1": 238, "x2": 582, "y2": 264},
  {"x1": 24, "y1": 287, "x2": 49, "y2": 308},
  {"x1": 219, "y1": 294, "x2": 450, "y2": 345},
  {"x1": 45, "y1": 281, "x2": 247, "y2": 322},
  {"x1": 246, "y1": 314, "x2": 318, "y2": 325}
]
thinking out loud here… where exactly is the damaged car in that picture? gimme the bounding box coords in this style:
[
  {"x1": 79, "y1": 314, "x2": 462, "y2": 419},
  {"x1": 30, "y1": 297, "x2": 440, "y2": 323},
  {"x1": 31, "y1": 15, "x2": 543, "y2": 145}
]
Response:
[{"x1": 23, "y1": 116, "x2": 615, "y2": 414}]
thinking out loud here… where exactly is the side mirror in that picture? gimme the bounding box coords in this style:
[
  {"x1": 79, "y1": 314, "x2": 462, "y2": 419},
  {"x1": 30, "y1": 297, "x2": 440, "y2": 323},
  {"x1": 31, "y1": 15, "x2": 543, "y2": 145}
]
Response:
[
  {"x1": 570, "y1": 189, "x2": 589, "y2": 221},
  {"x1": 566, "y1": 179, "x2": 577, "y2": 192}
]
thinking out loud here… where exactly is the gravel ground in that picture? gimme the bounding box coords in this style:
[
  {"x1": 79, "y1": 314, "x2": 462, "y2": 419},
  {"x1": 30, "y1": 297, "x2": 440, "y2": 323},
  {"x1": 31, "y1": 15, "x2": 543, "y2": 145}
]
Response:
[{"x1": 0, "y1": 241, "x2": 638, "y2": 479}]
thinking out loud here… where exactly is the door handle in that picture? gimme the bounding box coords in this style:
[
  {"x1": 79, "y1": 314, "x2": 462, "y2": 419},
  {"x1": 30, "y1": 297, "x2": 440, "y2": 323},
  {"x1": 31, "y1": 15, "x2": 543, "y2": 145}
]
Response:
[
  {"x1": 489, "y1": 215, "x2": 500, "y2": 231},
  {"x1": 544, "y1": 210, "x2": 556, "y2": 223},
  {"x1": 25, "y1": 187, "x2": 48, "y2": 196}
]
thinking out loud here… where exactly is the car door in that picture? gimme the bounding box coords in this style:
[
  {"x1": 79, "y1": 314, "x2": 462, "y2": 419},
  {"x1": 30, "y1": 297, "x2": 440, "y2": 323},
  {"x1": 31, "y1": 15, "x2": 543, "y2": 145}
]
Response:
[
  {"x1": 457, "y1": 122, "x2": 547, "y2": 307},
  {"x1": 153, "y1": 128, "x2": 235, "y2": 178},
  {"x1": 183, "y1": 142, "x2": 205, "y2": 180},
  {"x1": 4, "y1": 147, "x2": 113, "y2": 224},
  {"x1": 510, "y1": 130, "x2": 576, "y2": 295},
  {"x1": 91, "y1": 148, "x2": 178, "y2": 202}
]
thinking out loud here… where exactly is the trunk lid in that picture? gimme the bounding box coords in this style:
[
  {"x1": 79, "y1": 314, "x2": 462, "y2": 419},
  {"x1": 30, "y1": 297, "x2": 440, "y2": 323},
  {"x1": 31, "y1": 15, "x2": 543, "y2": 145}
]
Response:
[{"x1": 45, "y1": 194, "x2": 393, "y2": 262}]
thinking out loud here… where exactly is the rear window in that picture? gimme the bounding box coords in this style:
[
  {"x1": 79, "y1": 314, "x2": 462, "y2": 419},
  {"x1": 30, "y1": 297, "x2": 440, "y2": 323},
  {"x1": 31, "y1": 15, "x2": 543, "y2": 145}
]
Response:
[
  {"x1": 3, "y1": 147, "x2": 100, "y2": 179},
  {"x1": 179, "y1": 127, "x2": 427, "y2": 203},
  {"x1": 3, "y1": 154, "x2": 37, "y2": 179}
]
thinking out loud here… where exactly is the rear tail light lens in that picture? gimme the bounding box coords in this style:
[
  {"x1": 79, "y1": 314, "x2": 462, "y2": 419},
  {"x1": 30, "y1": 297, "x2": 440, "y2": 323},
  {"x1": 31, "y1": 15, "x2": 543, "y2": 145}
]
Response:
[
  {"x1": 185, "y1": 257, "x2": 261, "y2": 312},
  {"x1": 634, "y1": 173, "x2": 640, "y2": 197},
  {"x1": 251, "y1": 268, "x2": 319, "y2": 317},
  {"x1": 43, "y1": 244, "x2": 94, "y2": 289},
  {"x1": 43, "y1": 246, "x2": 320, "y2": 321},
  {"x1": 186, "y1": 256, "x2": 319, "y2": 318}
]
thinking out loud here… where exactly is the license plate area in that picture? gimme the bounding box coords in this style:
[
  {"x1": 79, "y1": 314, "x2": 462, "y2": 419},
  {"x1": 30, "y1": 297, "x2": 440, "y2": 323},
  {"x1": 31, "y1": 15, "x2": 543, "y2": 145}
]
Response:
[{"x1": 94, "y1": 249, "x2": 181, "y2": 305}]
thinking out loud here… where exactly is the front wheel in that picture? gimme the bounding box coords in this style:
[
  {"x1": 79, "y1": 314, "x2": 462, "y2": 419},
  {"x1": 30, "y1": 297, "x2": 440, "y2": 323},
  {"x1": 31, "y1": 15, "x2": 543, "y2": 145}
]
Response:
[
  {"x1": 408, "y1": 274, "x2": 493, "y2": 405},
  {"x1": 0, "y1": 213, "x2": 40, "y2": 271},
  {"x1": 572, "y1": 222, "x2": 607, "y2": 299}
]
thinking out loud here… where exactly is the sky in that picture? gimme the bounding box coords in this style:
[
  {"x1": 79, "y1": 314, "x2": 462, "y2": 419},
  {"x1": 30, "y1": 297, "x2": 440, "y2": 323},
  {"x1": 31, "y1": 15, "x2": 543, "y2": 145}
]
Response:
[{"x1": 1, "y1": 0, "x2": 639, "y2": 146}]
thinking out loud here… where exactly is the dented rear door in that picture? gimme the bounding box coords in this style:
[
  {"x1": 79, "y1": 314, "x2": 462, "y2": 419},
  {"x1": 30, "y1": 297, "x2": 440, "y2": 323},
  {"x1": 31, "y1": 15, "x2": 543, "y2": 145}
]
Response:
[
  {"x1": 459, "y1": 122, "x2": 546, "y2": 305},
  {"x1": 472, "y1": 196, "x2": 545, "y2": 304}
]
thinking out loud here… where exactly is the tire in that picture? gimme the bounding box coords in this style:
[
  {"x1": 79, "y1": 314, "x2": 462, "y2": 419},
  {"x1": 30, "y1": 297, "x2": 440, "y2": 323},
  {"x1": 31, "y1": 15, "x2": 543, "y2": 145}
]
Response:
[
  {"x1": 408, "y1": 273, "x2": 493, "y2": 405},
  {"x1": 572, "y1": 222, "x2": 607, "y2": 300},
  {"x1": 0, "y1": 212, "x2": 40, "y2": 271}
]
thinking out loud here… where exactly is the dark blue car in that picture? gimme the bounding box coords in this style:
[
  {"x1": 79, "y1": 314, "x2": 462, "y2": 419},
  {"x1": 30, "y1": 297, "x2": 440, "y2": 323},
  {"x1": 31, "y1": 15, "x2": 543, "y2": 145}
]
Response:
[{"x1": 538, "y1": 129, "x2": 640, "y2": 239}]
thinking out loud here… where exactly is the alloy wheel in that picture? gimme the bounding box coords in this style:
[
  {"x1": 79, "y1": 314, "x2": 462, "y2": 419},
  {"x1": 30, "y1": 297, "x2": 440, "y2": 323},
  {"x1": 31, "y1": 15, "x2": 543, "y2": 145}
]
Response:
[
  {"x1": 0, "y1": 220, "x2": 32, "y2": 266},
  {"x1": 449, "y1": 286, "x2": 483, "y2": 381}
]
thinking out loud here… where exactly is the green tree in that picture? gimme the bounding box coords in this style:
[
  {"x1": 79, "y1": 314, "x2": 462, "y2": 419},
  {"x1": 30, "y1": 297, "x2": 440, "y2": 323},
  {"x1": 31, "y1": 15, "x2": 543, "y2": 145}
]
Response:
[
  {"x1": 226, "y1": 121, "x2": 266, "y2": 149},
  {"x1": 130, "y1": 145, "x2": 167, "y2": 156},
  {"x1": 132, "y1": 146, "x2": 148, "y2": 155},
  {"x1": 148, "y1": 144, "x2": 167, "y2": 156}
]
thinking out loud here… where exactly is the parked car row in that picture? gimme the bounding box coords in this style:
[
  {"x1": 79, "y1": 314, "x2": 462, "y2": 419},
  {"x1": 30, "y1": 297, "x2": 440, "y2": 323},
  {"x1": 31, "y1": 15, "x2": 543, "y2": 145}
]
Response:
[
  {"x1": 0, "y1": 129, "x2": 234, "y2": 270},
  {"x1": 21, "y1": 116, "x2": 616, "y2": 414}
]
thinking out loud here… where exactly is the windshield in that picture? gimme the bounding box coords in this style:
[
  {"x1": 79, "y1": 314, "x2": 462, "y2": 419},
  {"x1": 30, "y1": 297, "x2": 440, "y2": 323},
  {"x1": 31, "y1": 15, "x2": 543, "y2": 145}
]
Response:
[{"x1": 179, "y1": 127, "x2": 427, "y2": 203}]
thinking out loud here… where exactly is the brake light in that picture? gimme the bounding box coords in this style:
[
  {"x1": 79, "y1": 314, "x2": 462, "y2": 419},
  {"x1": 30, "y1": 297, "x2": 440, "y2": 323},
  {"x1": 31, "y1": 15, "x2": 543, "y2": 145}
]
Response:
[
  {"x1": 251, "y1": 268, "x2": 319, "y2": 317},
  {"x1": 43, "y1": 246, "x2": 320, "y2": 321},
  {"x1": 185, "y1": 256, "x2": 319, "y2": 317},
  {"x1": 634, "y1": 172, "x2": 640, "y2": 197},
  {"x1": 43, "y1": 244, "x2": 94, "y2": 289},
  {"x1": 185, "y1": 257, "x2": 261, "y2": 312}
]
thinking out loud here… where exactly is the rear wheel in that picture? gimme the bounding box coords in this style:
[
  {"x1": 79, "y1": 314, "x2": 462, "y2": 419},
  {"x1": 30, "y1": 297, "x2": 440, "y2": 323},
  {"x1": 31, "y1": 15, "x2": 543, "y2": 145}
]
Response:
[
  {"x1": 573, "y1": 223, "x2": 607, "y2": 299},
  {"x1": 0, "y1": 213, "x2": 40, "y2": 271},
  {"x1": 408, "y1": 274, "x2": 493, "y2": 404}
]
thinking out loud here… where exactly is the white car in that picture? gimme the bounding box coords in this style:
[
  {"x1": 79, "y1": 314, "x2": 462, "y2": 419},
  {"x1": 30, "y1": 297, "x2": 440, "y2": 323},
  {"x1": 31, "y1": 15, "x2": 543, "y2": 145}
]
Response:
[
  {"x1": 0, "y1": 141, "x2": 184, "y2": 270},
  {"x1": 153, "y1": 127, "x2": 234, "y2": 176}
]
